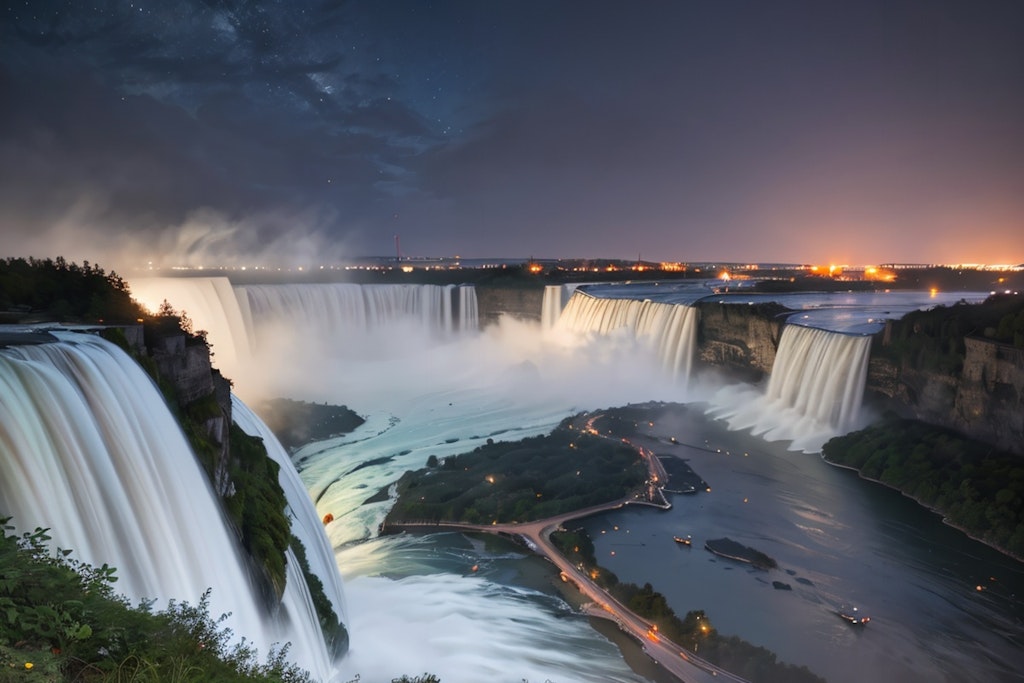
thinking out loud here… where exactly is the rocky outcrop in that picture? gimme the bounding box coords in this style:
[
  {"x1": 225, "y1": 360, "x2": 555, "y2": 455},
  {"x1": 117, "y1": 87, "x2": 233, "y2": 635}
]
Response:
[
  {"x1": 152, "y1": 336, "x2": 215, "y2": 403},
  {"x1": 150, "y1": 332, "x2": 234, "y2": 493},
  {"x1": 476, "y1": 286, "x2": 544, "y2": 326},
  {"x1": 695, "y1": 301, "x2": 789, "y2": 381},
  {"x1": 866, "y1": 338, "x2": 1024, "y2": 455}
]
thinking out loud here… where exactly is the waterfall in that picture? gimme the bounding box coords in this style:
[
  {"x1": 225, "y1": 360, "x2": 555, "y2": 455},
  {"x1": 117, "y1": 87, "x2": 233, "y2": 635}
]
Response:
[
  {"x1": 541, "y1": 284, "x2": 584, "y2": 330},
  {"x1": 236, "y1": 283, "x2": 474, "y2": 343},
  {"x1": 554, "y1": 290, "x2": 698, "y2": 381},
  {"x1": 542, "y1": 285, "x2": 564, "y2": 330},
  {"x1": 232, "y1": 397, "x2": 349, "y2": 657},
  {"x1": 130, "y1": 279, "x2": 479, "y2": 355},
  {"x1": 766, "y1": 325, "x2": 872, "y2": 433},
  {"x1": 707, "y1": 323, "x2": 872, "y2": 451},
  {"x1": 457, "y1": 285, "x2": 479, "y2": 332},
  {"x1": 128, "y1": 278, "x2": 480, "y2": 399},
  {"x1": 0, "y1": 333, "x2": 342, "y2": 680},
  {"x1": 128, "y1": 276, "x2": 253, "y2": 383}
]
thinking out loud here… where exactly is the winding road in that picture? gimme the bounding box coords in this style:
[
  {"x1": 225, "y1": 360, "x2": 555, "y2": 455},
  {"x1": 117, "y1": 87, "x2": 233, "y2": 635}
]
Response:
[{"x1": 385, "y1": 412, "x2": 750, "y2": 683}]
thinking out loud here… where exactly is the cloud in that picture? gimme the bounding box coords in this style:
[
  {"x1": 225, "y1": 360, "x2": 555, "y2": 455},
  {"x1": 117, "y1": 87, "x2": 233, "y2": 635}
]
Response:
[{"x1": 1, "y1": 1, "x2": 1022, "y2": 265}]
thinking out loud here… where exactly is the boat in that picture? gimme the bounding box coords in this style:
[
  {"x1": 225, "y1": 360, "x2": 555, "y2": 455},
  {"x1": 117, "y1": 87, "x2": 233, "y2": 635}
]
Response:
[
  {"x1": 673, "y1": 534, "x2": 692, "y2": 546},
  {"x1": 836, "y1": 607, "x2": 870, "y2": 626}
]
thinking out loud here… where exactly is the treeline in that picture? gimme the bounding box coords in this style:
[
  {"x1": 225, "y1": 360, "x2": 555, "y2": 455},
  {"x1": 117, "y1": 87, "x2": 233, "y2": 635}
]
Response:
[
  {"x1": 385, "y1": 422, "x2": 647, "y2": 525},
  {"x1": 822, "y1": 416, "x2": 1024, "y2": 559},
  {"x1": 0, "y1": 256, "x2": 144, "y2": 323},
  {"x1": 550, "y1": 530, "x2": 825, "y2": 683},
  {"x1": 878, "y1": 293, "x2": 1024, "y2": 373}
]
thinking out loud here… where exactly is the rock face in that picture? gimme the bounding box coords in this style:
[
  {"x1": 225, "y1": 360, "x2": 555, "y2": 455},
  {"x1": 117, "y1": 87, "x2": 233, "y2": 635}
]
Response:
[
  {"x1": 870, "y1": 338, "x2": 1024, "y2": 455},
  {"x1": 476, "y1": 285, "x2": 544, "y2": 326},
  {"x1": 695, "y1": 301, "x2": 788, "y2": 382},
  {"x1": 151, "y1": 332, "x2": 235, "y2": 494}
]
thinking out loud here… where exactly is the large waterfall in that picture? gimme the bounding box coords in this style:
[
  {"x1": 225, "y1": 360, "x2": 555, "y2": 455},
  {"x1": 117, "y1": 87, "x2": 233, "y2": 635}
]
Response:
[
  {"x1": 707, "y1": 323, "x2": 872, "y2": 451},
  {"x1": 238, "y1": 283, "x2": 468, "y2": 342},
  {"x1": 0, "y1": 332, "x2": 344, "y2": 681},
  {"x1": 554, "y1": 290, "x2": 699, "y2": 381},
  {"x1": 129, "y1": 279, "x2": 480, "y2": 398}
]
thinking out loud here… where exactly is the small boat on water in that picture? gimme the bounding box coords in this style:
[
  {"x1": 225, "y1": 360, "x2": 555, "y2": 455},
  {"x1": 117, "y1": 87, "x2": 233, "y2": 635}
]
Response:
[
  {"x1": 673, "y1": 534, "x2": 692, "y2": 546},
  {"x1": 837, "y1": 607, "x2": 870, "y2": 626}
]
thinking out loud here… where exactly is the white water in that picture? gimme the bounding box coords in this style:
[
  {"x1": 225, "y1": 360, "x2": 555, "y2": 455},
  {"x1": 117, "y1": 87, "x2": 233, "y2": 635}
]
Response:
[
  {"x1": 238, "y1": 283, "x2": 461, "y2": 344},
  {"x1": 458, "y1": 285, "x2": 479, "y2": 332},
  {"x1": 232, "y1": 397, "x2": 349, "y2": 656},
  {"x1": 129, "y1": 276, "x2": 253, "y2": 382},
  {"x1": 707, "y1": 323, "x2": 872, "y2": 452},
  {"x1": 122, "y1": 277, "x2": 701, "y2": 681},
  {"x1": 542, "y1": 283, "x2": 585, "y2": 330},
  {"x1": 0, "y1": 333, "x2": 339, "y2": 680},
  {"x1": 554, "y1": 290, "x2": 699, "y2": 381},
  {"x1": 129, "y1": 278, "x2": 480, "y2": 401},
  {"x1": 112, "y1": 276, "x2": 879, "y2": 680}
]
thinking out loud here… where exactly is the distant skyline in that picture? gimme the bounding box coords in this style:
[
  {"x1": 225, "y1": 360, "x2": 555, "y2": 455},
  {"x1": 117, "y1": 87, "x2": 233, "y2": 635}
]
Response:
[{"x1": 1, "y1": 1, "x2": 1022, "y2": 269}]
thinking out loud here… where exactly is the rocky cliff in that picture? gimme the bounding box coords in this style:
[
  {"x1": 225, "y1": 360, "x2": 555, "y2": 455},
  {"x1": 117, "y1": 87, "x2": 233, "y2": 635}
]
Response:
[
  {"x1": 476, "y1": 285, "x2": 545, "y2": 326},
  {"x1": 147, "y1": 329, "x2": 235, "y2": 495},
  {"x1": 869, "y1": 337, "x2": 1024, "y2": 455},
  {"x1": 694, "y1": 301, "x2": 789, "y2": 382}
]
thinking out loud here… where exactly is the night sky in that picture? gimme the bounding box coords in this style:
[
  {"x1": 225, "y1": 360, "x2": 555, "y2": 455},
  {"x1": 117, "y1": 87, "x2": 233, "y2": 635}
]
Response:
[{"x1": 1, "y1": 1, "x2": 1022, "y2": 268}]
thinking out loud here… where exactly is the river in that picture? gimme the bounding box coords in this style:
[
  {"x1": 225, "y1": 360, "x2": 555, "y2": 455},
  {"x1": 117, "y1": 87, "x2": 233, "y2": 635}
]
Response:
[{"x1": 575, "y1": 403, "x2": 1024, "y2": 683}]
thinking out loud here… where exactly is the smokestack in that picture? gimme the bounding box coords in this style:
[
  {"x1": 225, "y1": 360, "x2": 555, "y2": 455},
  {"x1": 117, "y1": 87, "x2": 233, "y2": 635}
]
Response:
[{"x1": 395, "y1": 234, "x2": 401, "y2": 263}]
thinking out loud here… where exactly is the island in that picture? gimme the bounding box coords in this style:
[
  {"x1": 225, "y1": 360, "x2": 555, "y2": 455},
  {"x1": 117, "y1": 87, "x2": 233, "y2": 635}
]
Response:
[
  {"x1": 384, "y1": 406, "x2": 825, "y2": 683},
  {"x1": 704, "y1": 537, "x2": 778, "y2": 570}
]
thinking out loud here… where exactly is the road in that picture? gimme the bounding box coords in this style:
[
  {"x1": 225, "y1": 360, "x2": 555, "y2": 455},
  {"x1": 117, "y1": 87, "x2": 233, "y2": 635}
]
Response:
[{"x1": 386, "y1": 412, "x2": 750, "y2": 683}]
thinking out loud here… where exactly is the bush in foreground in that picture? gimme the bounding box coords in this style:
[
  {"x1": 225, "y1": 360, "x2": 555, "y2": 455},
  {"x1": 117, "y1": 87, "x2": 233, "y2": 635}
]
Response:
[{"x1": 0, "y1": 518, "x2": 311, "y2": 682}]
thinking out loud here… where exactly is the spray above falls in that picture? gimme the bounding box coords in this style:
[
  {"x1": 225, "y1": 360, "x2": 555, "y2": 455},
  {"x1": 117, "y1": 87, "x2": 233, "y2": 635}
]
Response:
[{"x1": 553, "y1": 290, "x2": 699, "y2": 382}]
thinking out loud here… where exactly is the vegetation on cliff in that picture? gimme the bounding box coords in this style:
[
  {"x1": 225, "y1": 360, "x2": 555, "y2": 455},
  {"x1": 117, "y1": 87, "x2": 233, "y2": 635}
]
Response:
[
  {"x1": 822, "y1": 416, "x2": 1024, "y2": 559},
  {"x1": 877, "y1": 293, "x2": 1024, "y2": 373},
  {"x1": 551, "y1": 529, "x2": 825, "y2": 683},
  {"x1": 384, "y1": 418, "x2": 647, "y2": 525}
]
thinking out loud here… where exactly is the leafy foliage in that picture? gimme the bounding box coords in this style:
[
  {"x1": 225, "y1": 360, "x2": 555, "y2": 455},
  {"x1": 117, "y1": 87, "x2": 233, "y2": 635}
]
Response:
[
  {"x1": 0, "y1": 257, "x2": 144, "y2": 324},
  {"x1": 822, "y1": 417, "x2": 1024, "y2": 559},
  {"x1": 386, "y1": 422, "x2": 647, "y2": 525},
  {"x1": 878, "y1": 293, "x2": 1024, "y2": 373},
  {"x1": 224, "y1": 425, "x2": 292, "y2": 600},
  {"x1": 0, "y1": 518, "x2": 312, "y2": 682}
]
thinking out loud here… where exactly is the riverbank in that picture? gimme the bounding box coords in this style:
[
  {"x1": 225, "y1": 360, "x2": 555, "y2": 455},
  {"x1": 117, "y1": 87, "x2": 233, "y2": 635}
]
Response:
[
  {"x1": 820, "y1": 454, "x2": 1024, "y2": 564},
  {"x1": 820, "y1": 416, "x2": 1024, "y2": 563}
]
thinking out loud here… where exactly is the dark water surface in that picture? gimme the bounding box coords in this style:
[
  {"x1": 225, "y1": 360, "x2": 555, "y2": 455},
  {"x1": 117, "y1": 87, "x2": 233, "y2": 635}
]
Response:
[{"x1": 577, "y1": 404, "x2": 1024, "y2": 683}]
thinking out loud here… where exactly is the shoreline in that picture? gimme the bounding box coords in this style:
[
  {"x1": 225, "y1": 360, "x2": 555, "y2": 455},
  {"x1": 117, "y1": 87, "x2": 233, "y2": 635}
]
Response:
[{"x1": 819, "y1": 454, "x2": 1024, "y2": 565}]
